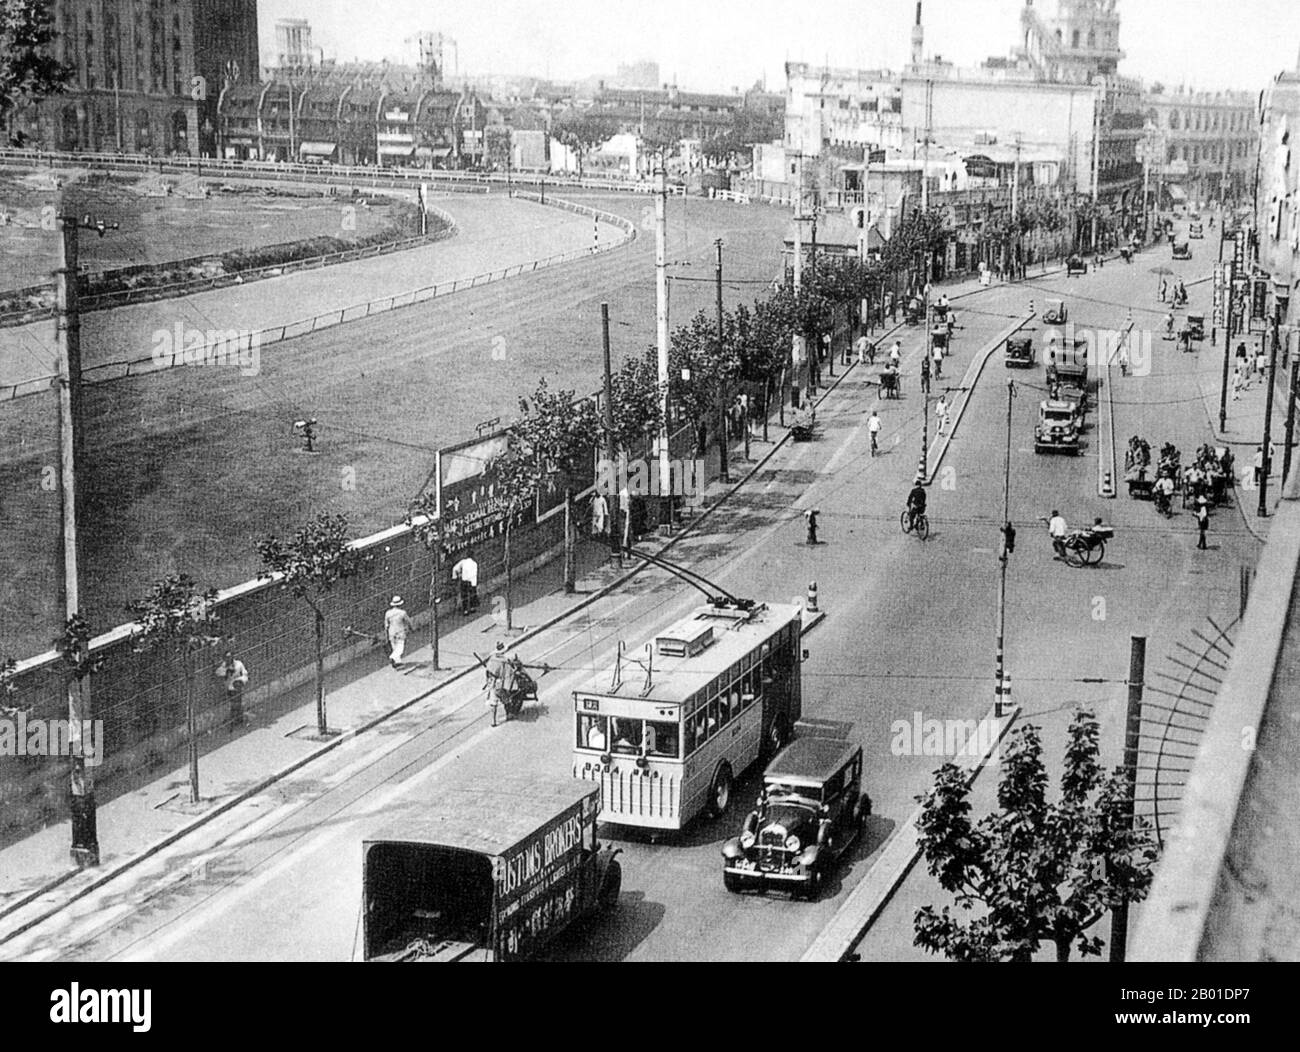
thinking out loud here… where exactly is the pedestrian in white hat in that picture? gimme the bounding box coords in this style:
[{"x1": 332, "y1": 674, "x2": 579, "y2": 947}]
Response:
[{"x1": 384, "y1": 596, "x2": 413, "y2": 669}]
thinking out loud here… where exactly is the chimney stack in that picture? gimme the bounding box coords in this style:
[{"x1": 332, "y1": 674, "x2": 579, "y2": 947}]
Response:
[{"x1": 911, "y1": 2, "x2": 925, "y2": 68}]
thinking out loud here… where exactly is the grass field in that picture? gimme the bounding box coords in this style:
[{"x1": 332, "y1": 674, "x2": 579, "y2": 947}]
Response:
[
  {"x1": 0, "y1": 193, "x2": 789, "y2": 657},
  {"x1": 0, "y1": 168, "x2": 400, "y2": 291}
]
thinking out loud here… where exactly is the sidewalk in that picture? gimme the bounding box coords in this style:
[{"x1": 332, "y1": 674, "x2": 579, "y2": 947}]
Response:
[{"x1": 1187, "y1": 318, "x2": 1292, "y2": 543}]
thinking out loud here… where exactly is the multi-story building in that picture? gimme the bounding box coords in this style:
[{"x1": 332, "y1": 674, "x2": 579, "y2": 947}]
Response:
[
  {"x1": 16, "y1": 0, "x2": 259, "y2": 158},
  {"x1": 1256, "y1": 65, "x2": 1300, "y2": 367},
  {"x1": 273, "y1": 18, "x2": 314, "y2": 72},
  {"x1": 586, "y1": 83, "x2": 749, "y2": 141},
  {"x1": 904, "y1": 0, "x2": 1144, "y2": 226},
  {"x1": 783, "y1": 62, "x2": 904, "y2": 156},
  {"x1": 216, "y1": 63, "x2": 482, "y2": 167},
  {"x1": 1142, "y1": 87, "x2": 1257, "y2": 207}
]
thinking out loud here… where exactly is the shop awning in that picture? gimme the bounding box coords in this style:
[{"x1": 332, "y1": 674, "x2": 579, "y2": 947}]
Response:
[
  {"x1": 379, "y1": 145, "x2": 415, "y2": 157},
  {"x1": 300, "y1": 141, "x2": 336, "y2": 157},
  {"x1": 417, "y1": 146, "x2": 453, "y2": 159},
  {"x1": 224, "y1": 137, "x2": 255, "y2": 146},
  {"x1": 1167, "y1": 185, "x2": 1188, "y2": 202}
]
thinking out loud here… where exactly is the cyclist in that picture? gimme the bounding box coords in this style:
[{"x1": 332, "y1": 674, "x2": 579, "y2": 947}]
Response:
[
  {"x1": 868, "y1": 410, "x2": 882, "y2": 456},
  {"x1": 906, "y1": 478, "x2": 928, "y2": 530}
]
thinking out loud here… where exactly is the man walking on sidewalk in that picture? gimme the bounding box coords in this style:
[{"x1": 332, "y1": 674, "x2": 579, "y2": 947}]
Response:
[
  {"x1": 1196, "y1": 499, "x2": 1210, "y2": 550},
  {"x1": 920, "y1": 355, "x2": 931, "y2": 394},
  {"x1": 215, "y1": 650, "x2": 250, "y2": 728},
  {"x1": 385, "y1": 596, "x2": 413, "y2": 669},
  {"x1": 452, "y1": 553, "x2": 479, "y2": 614},
  {"x1": 936, "y1": 395, "x2": 951, "y2": 436}
]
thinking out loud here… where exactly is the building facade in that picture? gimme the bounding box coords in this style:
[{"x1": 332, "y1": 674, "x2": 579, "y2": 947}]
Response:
[
  {"x1": 16, "y1": 0, "x2": 260, "y2": 157},
  {"x1": 784, "y1": 62, "x2": 905, "y2": 157},
  {"x1": 1142, "y1": 87, "x2": 1257, "y2": 207},
  {"x1": 1256, "y1": 68, "x2": 1300, "y2": 363}
]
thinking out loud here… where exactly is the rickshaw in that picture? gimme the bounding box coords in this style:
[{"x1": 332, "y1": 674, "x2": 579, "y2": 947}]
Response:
[
  {"x1": 1120, "y1": 245, "x2": 1134, "y2": 263},
  {"x1": 905, "y1": 297, "x2": 925, "y2": 325},
  {"x1": 791, "y1": 406, "x2": 818, "y2": 441},
  {"x1": 1186, "y1": 314, "x2": 1205, "y2": 341},
  {"x1": 880, "y1": 369, "x2": 901, "y2": 400},
  {"x1": 472, "y1": 651, "x2": 547, "y2": 717},
  {"x1": 931, "y1": 323, "x2": 950, "y2": 355}
]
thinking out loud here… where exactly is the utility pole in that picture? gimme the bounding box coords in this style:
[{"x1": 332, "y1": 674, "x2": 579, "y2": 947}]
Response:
[
  {"x1": 1090, "y1": 87, "x2": 1103, "y2": 254},
  {"x1": 601, "y1": 303, "x2": 622, "y2": 566},
  {"x1": 792, "y1": 152, "x2": 806, "y2": 410},
  {"x1": 1283, "y1": 339, "x2": 1298, "y2": 487},
  {"x1": 1012, "y1": 133, "x2": 1022, "y2": 278},
  {"x1": 1258, "y1": 306, "x2": 1281, "y2": 517},
  {"x1": 655, "y1": 161, "x2": 672, "y2": 530},
  {"x1": 995, "y1": 377, "x2": 1016, "y2": 718},
  {"x1": 715, "y1": 239, "x2": 730, "y2": 484},
  {"x1": 1110, "y1": 635, "x2": 1146, "y2": 963},
  {"x1": 57, "y1": 212, "x2": 116, "y2": 869}
]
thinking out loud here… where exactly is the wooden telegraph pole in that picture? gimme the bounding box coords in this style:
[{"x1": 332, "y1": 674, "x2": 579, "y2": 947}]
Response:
[{"x1": 57, "y1": 212, "x2": 117, "y2": 869}]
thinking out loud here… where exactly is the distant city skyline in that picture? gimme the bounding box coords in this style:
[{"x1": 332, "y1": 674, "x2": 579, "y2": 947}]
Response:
[{"x1": 257, "y1": 0, "x2": 1300, "y2": 94}]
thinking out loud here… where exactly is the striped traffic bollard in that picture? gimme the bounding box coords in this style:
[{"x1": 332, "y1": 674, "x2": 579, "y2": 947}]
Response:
[
  {"x1": 918, "y1": 397, "x2": 929, "y2": 483},
  {"x1": 807, "y1": 581, "x2": 819, "y2": 613}
]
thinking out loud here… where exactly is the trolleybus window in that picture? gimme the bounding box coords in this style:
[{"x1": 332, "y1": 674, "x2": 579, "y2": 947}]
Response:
[{"x1": 645, "y1": 721, "x2": 678, "y2": 759}]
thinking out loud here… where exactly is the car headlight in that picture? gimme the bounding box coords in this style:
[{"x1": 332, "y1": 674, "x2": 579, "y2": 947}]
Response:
[
  {"x1": 740, "y1": 830, "x2": 756, "y2": 850},
  {"x1": 784, "y1": 834, "x2": 801, "y2": 852}
]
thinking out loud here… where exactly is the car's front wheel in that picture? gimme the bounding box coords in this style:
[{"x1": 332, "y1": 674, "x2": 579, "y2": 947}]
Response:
[{"x1": 723, "y1": 871, "x2": 743, "y2": 894}]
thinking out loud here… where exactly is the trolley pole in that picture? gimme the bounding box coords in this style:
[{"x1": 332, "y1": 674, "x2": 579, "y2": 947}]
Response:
[
  {"x1": 995, "y1": 378, "x2": 1016, "y2": 718},
  {"x1": 1110, "y1": 635, "x2": 1147, "y2": 963},
  {"x1": 655, "y1": 162, "x2": 673, "y2": 531},
  {"x1": 601, "y1": 303, "x2": 622, "y2": 567}
]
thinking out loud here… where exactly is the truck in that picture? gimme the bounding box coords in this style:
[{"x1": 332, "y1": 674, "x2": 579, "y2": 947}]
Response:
[{"x1": 361, "y1": 776, "x2": 622, "y2": 961}]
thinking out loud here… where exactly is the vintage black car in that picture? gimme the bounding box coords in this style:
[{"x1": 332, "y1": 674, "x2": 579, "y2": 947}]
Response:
[
  {"x1": 1066, "y1": 255, "x2": 1089, "y2": 277},
  {"x1": 721, "y1": 737, "x2": 870, "y2": 899},
  {"x1": 1005, "y1": 334, "x2": 1036, "y2": 368}
]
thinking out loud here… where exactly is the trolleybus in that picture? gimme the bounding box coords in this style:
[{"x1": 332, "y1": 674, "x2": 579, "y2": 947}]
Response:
[{"x1": 572, "y1": 600, "x2": 803, "y2": 830}]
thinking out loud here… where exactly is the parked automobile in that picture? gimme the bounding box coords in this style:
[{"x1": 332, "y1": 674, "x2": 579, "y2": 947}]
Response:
[
  {"x1": 1172, "y1": 240, "x2": 1192, "y2": 260},
  {"x1": 1005, "y1": 334, "x2": 1036, "y2": 368},
  {"x1": 1189, "y1": 223, "x2": 1205, "y2": 239},
  {"x1": 1066, "y1": 255, "x2": 1089, "y2": 277},
  {"x1": 1034, "y1": 399, "x2": 1082, "y2": 455},
  {"x1": 721, "y1": 736, "x2": 870, "y2": 899}
]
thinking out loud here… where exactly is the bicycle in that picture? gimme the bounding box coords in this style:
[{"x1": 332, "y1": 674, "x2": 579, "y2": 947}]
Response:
[{"x1": 900, "y1": 507, "x2": 930, "y2": 541}]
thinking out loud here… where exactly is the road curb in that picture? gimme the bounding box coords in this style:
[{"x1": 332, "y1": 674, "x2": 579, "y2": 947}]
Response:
[
  {"x1": 800, "y1": 703, "x2": 1021, "y2": 963},
  {"x1": 925, "y1": 314, "x2": 1034, "y2": 483},
  {"x1": 1097, "y1": 323, "x2": 1131, "y2": 500}
]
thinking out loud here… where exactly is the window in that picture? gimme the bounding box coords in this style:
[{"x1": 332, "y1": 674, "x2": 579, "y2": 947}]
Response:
[
  {"x1": 645, "y1": 721, "x2": 679, "y2": 759},
  {"x1": 713, "y1": 693, "x2": 729, "y2": 729},
  {"x1": 577, "y1": 714, "x2": 607, "y2": 750},
  {"x1": 1072, "y1": 30, "x2": 1080, "y2": 48},
  {"x1": 610, "y1": 717, "x2": 642, "y2": 754}
]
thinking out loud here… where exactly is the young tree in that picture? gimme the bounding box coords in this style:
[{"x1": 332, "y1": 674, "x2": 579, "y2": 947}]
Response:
[
  {"x1": 406, "y1": 492, "x2": 444, "y2": 671},
  {"x1": 552, "y1": 110, "x2": 618, "y2": 177},
  {"x1": 0, "y1": 648, "x2": 18, "y2": 717},
  {"x1": 128, "y1": 575, "x2": 221, "y2": 805},
  {"x1": 257, "y1": 514, "x2": 368, "y2": 737},
  {"x1": 0, "y1": 0, "x2": 73, "y2": 143},
  {"x1": 913, "y1": 710, "x2": 1158, "y2": 963},
  {"x1": 608, "y1": 349, "x2": 664, "y2": 459},
  {"x1": 515, "y1": 380, "x2": 601, "y2": 593},
  {"x1": 487, "y1": 433, "x2": 545, "y2": 629}
]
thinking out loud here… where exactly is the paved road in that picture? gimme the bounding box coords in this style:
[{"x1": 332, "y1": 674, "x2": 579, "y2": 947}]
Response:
[{"x1": 0, "y1": 247, "x2": 1255, "y2": 962}]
